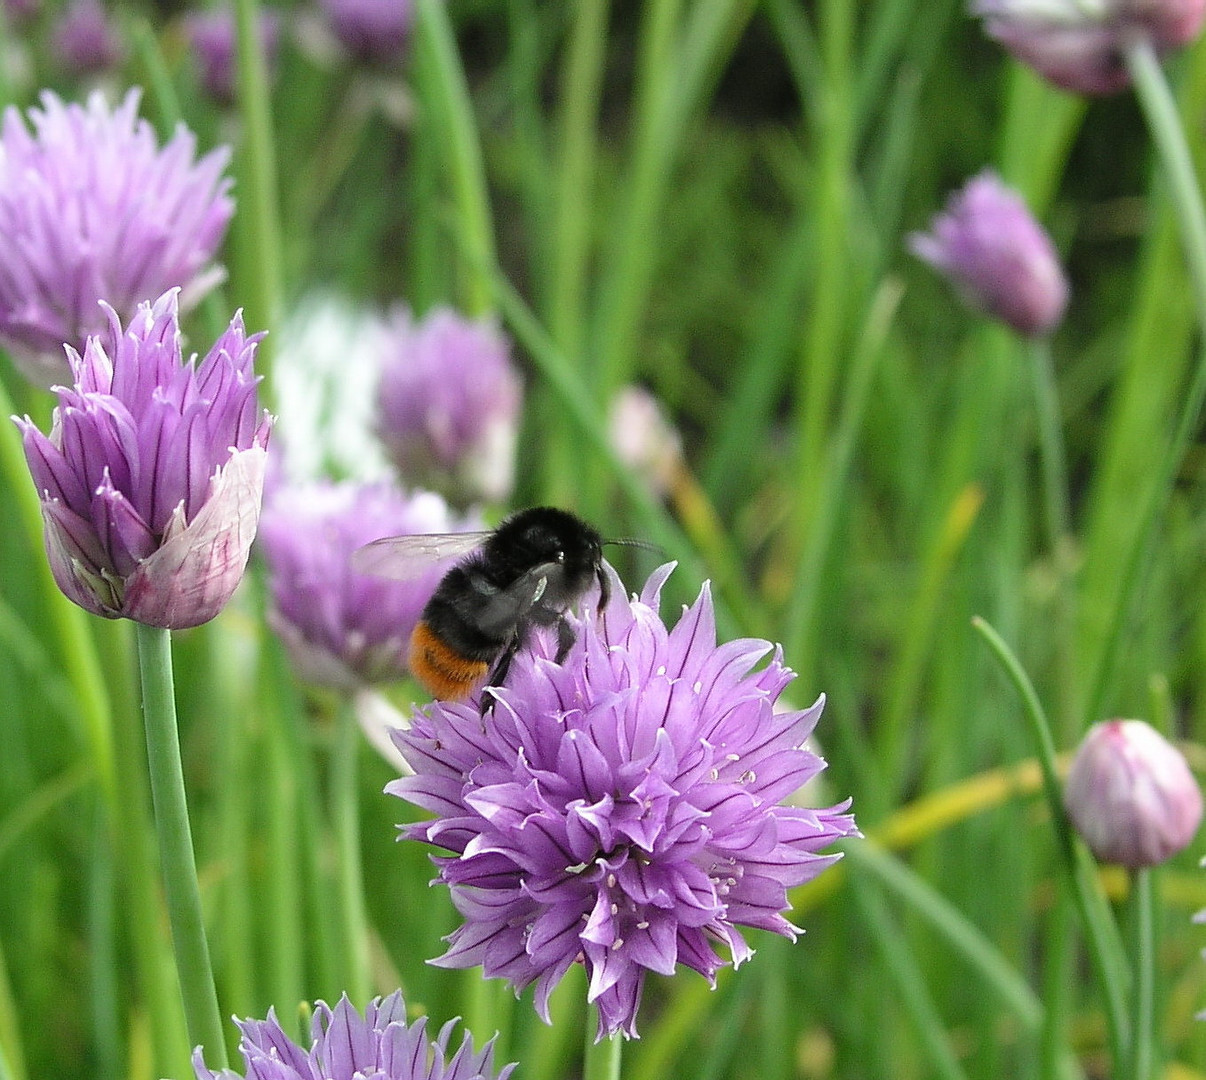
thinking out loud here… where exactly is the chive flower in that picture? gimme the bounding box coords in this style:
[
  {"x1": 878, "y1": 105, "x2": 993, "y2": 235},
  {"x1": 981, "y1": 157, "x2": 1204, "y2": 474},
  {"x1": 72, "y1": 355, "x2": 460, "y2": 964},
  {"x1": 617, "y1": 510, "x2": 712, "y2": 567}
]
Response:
[
  {"x1": 909, "y1": 170, "x2": 1069, "y2": 337},
  {"x1": 184, "y1": 8, "x2": 282, "y2": 108},
  {"x1": 389, "y1": 564, "x2": 858, "y2": 1040},
  {"x1": 318, "y1": 0, "x2": 414, "y2": 64},
  {"x1": 972, "y1": 0, "x2": 1206, "y2": 95},
  {"x1": 14, "y1": 289, "x2": 271, "y2": 629},
  {"x1": 1064, "y1": 718, "x2": 1203, "y2": 868},
  {"x1": 51, "y1": 0, "x2": 124, "y2": 77},
  {"x1": 376, "y1": 305, "x2": 522, "y2": 509},
  {"x1": 192, "y1": 992, "x2": 516, "y2": 1080},
  {"x1": 0, "y1": 88, "x2": 234, "y2": 385},
  {"x1": 259, "y1": 480, "x2": 477, "y2": 691}
]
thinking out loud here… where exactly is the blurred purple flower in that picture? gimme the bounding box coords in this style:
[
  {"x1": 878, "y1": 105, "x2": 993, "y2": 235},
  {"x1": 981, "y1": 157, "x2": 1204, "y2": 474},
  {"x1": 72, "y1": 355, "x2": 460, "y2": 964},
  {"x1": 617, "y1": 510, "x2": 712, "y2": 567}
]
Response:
[
  {"x1": 909, "y1": 170, "x2": 1069, "y2": 336},
  {"x1": 259, "y1": 480, "x2": 477, "y2": 691},
  {"x1": 0, "y1": 88, "x2": 234, "y2": 386},
  {"x1": 192, "y1": 991, "x2": 516, "y2": 1080},
  {"x1": 1064, "y1": 718, "x2": 1203, "y2": 868},
  {"x1": 377, "y1": 305, "x2": 522, "y2": 509},
  {"x1": 184, "y1": 7, "x2": 281, "y2": 108},
  {"x1": 14, "y1": 289, "x2": 271, "y2": 629},
  {"x1": 388, "y1": 564, "x2": 858, "y2": 1040},
  {"x1": 51, "y1": 0, "x2": 124, "y2": 76},
  {"x1": 3, "y1": 0, "x2": 38, "y2": 28},
  {"x1": 319, "y1": 0, "x2": 413, "y2": 64},
  {"x1": 973, "y1": 0, "x2": 1206, "y2": 95}
]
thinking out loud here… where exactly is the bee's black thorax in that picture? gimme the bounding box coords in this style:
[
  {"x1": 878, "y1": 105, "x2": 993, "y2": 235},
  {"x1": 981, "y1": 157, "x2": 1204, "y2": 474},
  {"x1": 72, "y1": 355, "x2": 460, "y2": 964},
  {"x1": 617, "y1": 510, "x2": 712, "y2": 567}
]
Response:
[{"x1": 418, "y1": 507, "x2": 605, "y2": 667}]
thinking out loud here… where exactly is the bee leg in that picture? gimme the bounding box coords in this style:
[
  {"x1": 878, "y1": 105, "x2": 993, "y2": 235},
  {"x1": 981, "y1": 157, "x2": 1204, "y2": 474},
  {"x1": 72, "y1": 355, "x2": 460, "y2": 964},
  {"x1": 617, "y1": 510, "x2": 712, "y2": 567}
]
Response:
[
  {"x1": 595, "y1": 564, "x2": 611, "y2": 612},
  {"x1": 481, "y1": 638, "x2": 521, "y2": 715},
  {"x1": 554, "y1": 616, "x2": 577, "y2": 663}
]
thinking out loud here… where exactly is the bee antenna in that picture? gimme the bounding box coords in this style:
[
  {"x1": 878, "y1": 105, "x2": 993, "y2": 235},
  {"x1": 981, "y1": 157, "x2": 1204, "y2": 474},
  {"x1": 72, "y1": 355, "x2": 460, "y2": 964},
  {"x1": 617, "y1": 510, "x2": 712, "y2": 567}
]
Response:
[{"x1": 603, "y1": 537, "x2": 663, "y2": 556}]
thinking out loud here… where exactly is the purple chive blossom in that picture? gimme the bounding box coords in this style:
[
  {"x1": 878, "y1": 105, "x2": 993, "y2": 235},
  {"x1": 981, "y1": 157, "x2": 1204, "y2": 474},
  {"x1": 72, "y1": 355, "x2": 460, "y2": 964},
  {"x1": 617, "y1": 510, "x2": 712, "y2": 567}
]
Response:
[
  {"x1": 1064, "y1": 719, "x2": 1203, "y2": 868},
  {"x1": 0, "y1": 88, "x2": 234, "y2": 386},
  {"x1": 3, "y1": 0, "x2": 38, "y2": 28},
  {"x1": 377, "y1": 305, "x2": 522, "y2": 509},
  {"x1": 318, "y1": 0, "x2": 413, "y2": 64},
  {"x1": 909, "y1": 170, "x2": 1069, "y2": 337},
  {"x1": 51, "y1": 0, "x2": 125, "y2": 77},
  {"x1": 184, "y1": 8, "x2": 282, "y2": 108},
  {"x1": 973, "y1": 0, "x2": 1206, "y2": 95},
  {"x1": 14, "y1": 289, "x2": 272, "y2": 629},
  {"x1": 388, "y1": 564, "x2": 859, "y2": 1041},
  {"x1": 192, "y1": 992, "x2": 516, "y2": 1080},
  {"x1": 258, "y1": 480, "x2": 478, "y2": 691}
]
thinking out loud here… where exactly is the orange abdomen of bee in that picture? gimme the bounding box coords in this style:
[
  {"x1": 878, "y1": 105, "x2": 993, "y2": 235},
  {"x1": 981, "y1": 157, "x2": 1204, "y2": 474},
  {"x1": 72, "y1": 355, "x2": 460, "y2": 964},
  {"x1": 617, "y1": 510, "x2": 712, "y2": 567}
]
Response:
[{"x1": 408, "y1": 620, "x2": 491, "y2": 701}]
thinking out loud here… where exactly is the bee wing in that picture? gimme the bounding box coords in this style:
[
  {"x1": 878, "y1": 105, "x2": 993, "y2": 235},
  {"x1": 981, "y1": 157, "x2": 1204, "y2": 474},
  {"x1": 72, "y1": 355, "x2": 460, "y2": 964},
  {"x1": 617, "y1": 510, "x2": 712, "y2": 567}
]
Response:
[{"x1": 351, "y1": 531, "x2": 491, "y2": 581}]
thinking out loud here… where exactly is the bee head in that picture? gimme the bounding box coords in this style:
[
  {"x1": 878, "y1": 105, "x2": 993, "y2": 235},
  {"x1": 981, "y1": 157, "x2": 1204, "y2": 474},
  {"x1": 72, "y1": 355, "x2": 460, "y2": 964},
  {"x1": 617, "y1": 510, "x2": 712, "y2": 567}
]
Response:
[{"x1": 490, "y1": 507, "x2": 603, "y2": 602}]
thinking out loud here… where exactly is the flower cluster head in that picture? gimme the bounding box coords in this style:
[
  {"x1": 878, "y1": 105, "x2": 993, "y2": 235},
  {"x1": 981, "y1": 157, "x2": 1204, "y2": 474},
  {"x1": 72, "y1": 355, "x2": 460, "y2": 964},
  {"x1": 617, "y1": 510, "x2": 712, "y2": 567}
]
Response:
[
  {"x1": 192, "y1": 991, "x2": 516, "y2": 1080},
  {"x1": 15, "y1": 289, "x2": 271, "y2": 629},
  {"x1": 909, "y1": 170, "x2": 1069, "y2": 337},
  {"x1": 4, "y1": 0, "x2": 38, "y2": 27},
  {"x1": 318, "y1": 0, "x2": 414, "y2": 64},
  {"x1": 0, "y1": 88, "x2": 234, "y2": 386},
  {"x1": 259, "y1": 480, "x2": 476, "y2": 691},
  {"x1": 388, "y1": 564, "x2": 858, "y2": 1040},
  {"x1": 973, "y1": 0, "x2": 1206, "y2": 95},
  {"x1": 184, "y1": 8, "x2": 282, "y2": 107},
  {"x1": 51, "y1": 0, "x2": 125, "y2": 78},
  {"x1": 376, "y1": 306, "x2": 522, "y2": 509},
  {"x1": 1064, "y1": 718, "x2": 1203, "y2": 868}
]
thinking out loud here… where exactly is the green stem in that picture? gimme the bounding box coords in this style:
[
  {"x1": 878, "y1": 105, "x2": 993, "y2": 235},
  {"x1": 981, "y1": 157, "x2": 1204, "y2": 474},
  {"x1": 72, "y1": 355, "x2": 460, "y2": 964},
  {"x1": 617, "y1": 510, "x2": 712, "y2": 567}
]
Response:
[
  {"x1": 542, "y1": 0, "x2": 610, "y2": 503},
  {"x1": 1039, "y1": 890, "x2": 1076, "y2": 1080},
  {"x1": 0, "y1": 381, "x2": 115, "y2": 810},
  {"x1": 135, "y1": 623, "x2": 227, "y2": 1067},
  {"x1": 791, "y1": 0, "x2": 854, "y2": 547},
  {"x1": 582, "y1": 1025, "x2": 622, "y2": 1080},
  {"x1": 232, "y1": 0, "x2": 285, "y2": 390},
  {"x1": 1084, "y1": 37, "x2": 1206, "y2": 719},
  {"x1": 1027, "y1": 336, "x2": 1072, "y2": 556},
  {"x1": 1126, "y1": 869, "x2": 1155, "y2": 1080},
  {"x1": 3, "y1": 379, "x2": 189, "y2": 1073},
  {"x1": 549, "y1": 0, "x2": 610, "y2": 360},
  {"x1": 592, "y1": 0, "x2": 752, "y2": 397},
  {"x1": 1027, "y1": 335, "x2": 1080, "y2": 737},
  {"x1": 971, "y1": 617, "x2": 1130, "y2": 1068},
  {"x1": 783, "y1": 279, "x2": 902, "y2": 680},
  {"x1": 87, "y1": 806, "x2": 119, "y2": 1080},
  {"x1": 102, "y1": 621, "x2": 192, "y2": 1078},
  {"x1": 0, "y1": 934, "x2": 25, "y2": 1080},
  {"x1": 332, "y1": 703, "x2": 371, "y2": 1005},
  {"x1": 413, "y1": 0, "x2": 496, "y2": 317},
  {"x1": 1125, "y1": 36, "x2": 1206, "y2": 324},
  {"x1": 848, "y1": 869, "x2": 969, "y2": 1080},
  {"x1": 464, "y1": 975, "x2": 505, "y2": 1064}
]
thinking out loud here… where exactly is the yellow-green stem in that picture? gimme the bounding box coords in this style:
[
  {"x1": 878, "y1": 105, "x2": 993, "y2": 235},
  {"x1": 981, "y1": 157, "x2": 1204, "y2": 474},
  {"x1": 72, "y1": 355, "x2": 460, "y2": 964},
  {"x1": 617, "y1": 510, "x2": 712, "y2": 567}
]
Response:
[{"x1": 135, "y1": 623, "x2": 227, "y2": 1067}]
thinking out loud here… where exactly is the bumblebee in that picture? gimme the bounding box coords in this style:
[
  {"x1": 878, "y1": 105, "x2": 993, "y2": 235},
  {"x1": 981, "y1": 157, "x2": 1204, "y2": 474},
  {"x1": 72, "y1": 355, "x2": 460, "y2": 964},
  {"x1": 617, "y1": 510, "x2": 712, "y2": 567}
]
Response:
[{"x1": 353, "y1": 506, "x2": 609, "y2": 707}]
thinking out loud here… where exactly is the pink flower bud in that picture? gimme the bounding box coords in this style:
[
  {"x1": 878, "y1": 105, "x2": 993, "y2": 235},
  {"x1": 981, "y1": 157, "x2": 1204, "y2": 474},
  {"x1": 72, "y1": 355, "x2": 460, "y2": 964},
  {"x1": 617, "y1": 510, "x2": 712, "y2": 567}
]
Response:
[
  {"x1": 15, "y1": 290, "x2": 272, "y2": 629},
  {"x1": 608, "y1": 385, "x2": 684, "y2": 498},
  {"x1": 1064, "y1": 719, "x2": 1203, "y2": 868},
  {"x1": 909, "y1": 171, "x2": 1069, "y2": 336}
]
